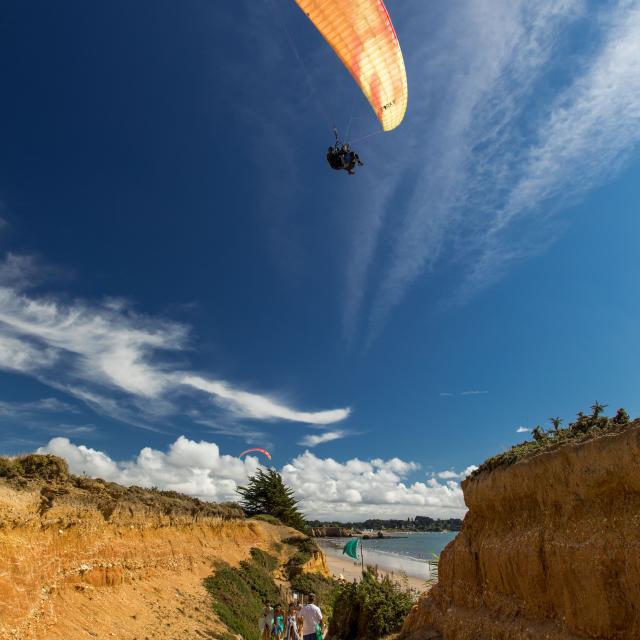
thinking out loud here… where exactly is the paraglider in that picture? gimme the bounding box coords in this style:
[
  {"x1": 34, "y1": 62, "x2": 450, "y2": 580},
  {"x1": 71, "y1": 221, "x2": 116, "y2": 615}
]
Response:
[
  {"x1": 293, "y1": 0, "x2": 408, "y2": 170},
  {"x1": 239, "y1": 447, "x2": 272, "y2": 461},
  {"x1": 327, "y1": 136, "x2": 364, "y2": 175}
]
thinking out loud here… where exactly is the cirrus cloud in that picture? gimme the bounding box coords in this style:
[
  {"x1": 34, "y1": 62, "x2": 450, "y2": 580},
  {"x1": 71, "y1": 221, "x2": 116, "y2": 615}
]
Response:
[
  {"x1": 297, "y1": 430, "x2": 349, "y2": 447},
  {"x1": 0, "y1": 254, "x2": 350, "y2": 430}
]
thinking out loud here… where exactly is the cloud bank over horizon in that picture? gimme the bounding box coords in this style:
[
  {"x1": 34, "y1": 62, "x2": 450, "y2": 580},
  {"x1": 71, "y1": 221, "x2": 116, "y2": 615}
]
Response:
[{"x1": 38, "y1": 435, "x2": 471, "y2": 520}]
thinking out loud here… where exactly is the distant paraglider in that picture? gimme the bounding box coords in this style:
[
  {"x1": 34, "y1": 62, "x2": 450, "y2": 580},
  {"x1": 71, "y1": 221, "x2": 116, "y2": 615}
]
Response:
[{"x1": 239, "y1": 447, "x2": 272, "y2": 461}]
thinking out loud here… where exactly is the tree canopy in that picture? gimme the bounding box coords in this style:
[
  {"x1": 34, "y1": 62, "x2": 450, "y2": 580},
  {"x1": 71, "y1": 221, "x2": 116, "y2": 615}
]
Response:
[{"x1": 237, "y1": 468, "x2": 306, "y2": 532}]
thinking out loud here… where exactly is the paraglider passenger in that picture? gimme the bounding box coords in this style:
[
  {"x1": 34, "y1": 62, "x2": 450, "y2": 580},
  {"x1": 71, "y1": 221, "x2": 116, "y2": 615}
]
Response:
[
  {"x1": 327, "y1": 143, "x2": 363, "y2": 175},
  {"x1": 339, "y1": 143, "x2": 364, "y2": 175}
]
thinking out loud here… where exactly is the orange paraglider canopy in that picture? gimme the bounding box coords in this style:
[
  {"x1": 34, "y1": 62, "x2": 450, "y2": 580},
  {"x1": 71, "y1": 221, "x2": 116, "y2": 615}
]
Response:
[
  {"x1": 239, "y1": 447, "x2": 272, "y2": 460},
  {"x1": 294, "y1": 0, "x2": 408, "y2": 131}
]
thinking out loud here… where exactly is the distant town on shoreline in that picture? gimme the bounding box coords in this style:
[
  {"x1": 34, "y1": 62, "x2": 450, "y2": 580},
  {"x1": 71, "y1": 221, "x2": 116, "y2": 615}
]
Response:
[{"x1": 307, "y1": 516, "x2": 463, "y2": 533}]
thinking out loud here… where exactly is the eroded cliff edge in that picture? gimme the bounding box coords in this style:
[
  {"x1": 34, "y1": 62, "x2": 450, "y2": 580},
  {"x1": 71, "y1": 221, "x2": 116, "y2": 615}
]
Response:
[
  {"x1": 401, "y1": 422, "x2": 640, "y2": 640},
  {"x1": 0, "y1": 457, "x2": 326, "y2": 640}
]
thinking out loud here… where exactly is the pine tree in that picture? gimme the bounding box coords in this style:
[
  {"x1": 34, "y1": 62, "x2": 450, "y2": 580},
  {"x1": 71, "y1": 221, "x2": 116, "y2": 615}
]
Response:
[{"x1": 237, "y1": 468, "x2": 306, "y2": 532}]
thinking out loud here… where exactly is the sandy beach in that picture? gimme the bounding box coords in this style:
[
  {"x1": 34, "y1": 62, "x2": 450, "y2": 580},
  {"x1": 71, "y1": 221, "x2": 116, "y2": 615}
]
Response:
[{"x1": 317, "y1": 541, "x2": 430, "y2": 593}]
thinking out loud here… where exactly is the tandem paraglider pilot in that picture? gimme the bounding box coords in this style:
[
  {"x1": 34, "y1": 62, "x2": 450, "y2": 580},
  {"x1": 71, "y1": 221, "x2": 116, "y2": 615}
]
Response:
[{"x1": 326, "y1": 142, "x2": 364, "y2": 175}]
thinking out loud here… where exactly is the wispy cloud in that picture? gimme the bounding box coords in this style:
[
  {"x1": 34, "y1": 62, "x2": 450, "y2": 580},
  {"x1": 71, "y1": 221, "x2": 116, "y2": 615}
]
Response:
[
  {"x1": 439, "y1": 390, "x2": 488, "y2": 397},
  {"x1": 0, "y1": 254, "x2": 350, "y2": 430},
  {"x1": 50, "y1": 424, "x2": 97, "y2": 436},
  {"x1": 342, "y1": 1, "x2": 640, "y2": 342},
  {"x1": 298, "y1": 430, "x2": 349, "y2": 447},
  {"x1": 0, "y1": 397, "x2": 80, "y2": 417},
  {"x1": 516, "y1": 426, "x2": 530, "y2": 433},
  {"x1": 460, "y1": 1, "x2": 640, "y2": 297},
  {"x1": 182, "y1": 375, "x2": 350, "y2": 425}
]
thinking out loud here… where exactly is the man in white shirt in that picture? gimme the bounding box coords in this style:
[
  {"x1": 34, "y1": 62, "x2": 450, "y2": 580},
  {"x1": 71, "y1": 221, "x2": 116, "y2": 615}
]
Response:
[{"x1": 299, "y1": 594, "x2": 323, "y2": 640}]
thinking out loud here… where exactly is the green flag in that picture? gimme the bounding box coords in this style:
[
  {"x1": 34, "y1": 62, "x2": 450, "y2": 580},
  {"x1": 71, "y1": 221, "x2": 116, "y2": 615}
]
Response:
[{"x1": 342, "y1": 538, "x2": 359, "y2": 560}]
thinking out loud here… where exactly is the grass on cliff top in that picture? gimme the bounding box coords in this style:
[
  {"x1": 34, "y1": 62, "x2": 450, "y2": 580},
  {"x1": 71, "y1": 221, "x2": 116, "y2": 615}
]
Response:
[
  {"x1": 471, "y1": 404, "x2": 637, "y2": 479},
  {"x1": 251, "y1": 513, "x2": 283, "y2": 526},
  {"x1": 0, "y1": 453, "x2": 244, "y2": 519}
]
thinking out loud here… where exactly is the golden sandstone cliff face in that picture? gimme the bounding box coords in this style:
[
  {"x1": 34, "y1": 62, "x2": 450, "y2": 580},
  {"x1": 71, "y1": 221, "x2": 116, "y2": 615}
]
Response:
[
  {"x1": 0, "y1": 474, "x2": 311, "y2": 640},
  {"x1": 401, "y1": 424, "x2": 640, "y2": 640}
]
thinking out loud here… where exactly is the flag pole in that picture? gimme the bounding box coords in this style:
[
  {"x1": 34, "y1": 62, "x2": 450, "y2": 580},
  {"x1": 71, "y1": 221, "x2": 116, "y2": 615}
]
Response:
[{"x1": 360, "y1": 538, "x2": 364, "y2": 575}]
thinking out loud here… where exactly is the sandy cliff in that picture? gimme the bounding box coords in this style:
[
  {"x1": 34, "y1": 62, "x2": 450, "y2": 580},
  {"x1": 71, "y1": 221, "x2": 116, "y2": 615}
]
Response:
[
  {"x1": 400, "y1": 423, "x2": 640, "y2": 640},
  {"x1": 0, "y1": 462, "x2": 321, "y2": 640}
]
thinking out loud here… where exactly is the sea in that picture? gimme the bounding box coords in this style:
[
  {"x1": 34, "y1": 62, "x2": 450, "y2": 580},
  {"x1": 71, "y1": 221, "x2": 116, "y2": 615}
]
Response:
[{"x1": 316, "y1": 531, "x2": 458, "y2": 580}]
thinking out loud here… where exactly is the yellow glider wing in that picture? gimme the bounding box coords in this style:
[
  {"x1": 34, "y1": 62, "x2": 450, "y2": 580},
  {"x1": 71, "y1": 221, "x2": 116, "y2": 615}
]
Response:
[{"x1": 294, "y1": 0, "x2": 408, "y2": 131}]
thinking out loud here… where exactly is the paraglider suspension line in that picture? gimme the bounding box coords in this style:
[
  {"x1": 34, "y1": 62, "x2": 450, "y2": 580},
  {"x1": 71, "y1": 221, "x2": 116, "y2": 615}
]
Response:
[
  {"x1": 266, "y1": 0, "x2": 335, "y2": 134},
  {"x1": 348, "y1": 129, "x2": 385, "y2": 146}
]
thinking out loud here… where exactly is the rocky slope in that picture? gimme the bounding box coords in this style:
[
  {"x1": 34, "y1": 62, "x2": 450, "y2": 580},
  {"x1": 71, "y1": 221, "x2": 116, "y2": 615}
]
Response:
[
  {"x1": 400, "y1": 422, "x2": 640, "y2": 640},
  {"x1": 0, "y1": 457, "x2": 325, "y2": 640}
]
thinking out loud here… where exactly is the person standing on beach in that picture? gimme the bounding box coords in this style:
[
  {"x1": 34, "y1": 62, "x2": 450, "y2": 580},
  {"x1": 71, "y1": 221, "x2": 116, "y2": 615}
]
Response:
[
  {"x1": 284, "y1": 602, "x2": 301, "y2": 639},
  {"x1": 299, "y1": 594, "x2": 323, "y2": 640},
  {"x1": 260, "y1": 603, "x2": 274, "y2": 640},
  {"x1": 272, "y1": 604, "x2": 285, "y2": 639}
]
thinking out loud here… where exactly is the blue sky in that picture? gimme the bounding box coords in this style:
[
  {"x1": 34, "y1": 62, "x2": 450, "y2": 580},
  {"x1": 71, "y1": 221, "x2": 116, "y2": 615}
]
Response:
[{"x1": 1, "y1": 0, "x2": 639, "y2": 520}]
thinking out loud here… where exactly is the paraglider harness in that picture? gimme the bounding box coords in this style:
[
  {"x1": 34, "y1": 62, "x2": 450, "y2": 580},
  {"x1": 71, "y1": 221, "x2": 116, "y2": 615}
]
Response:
[{"x1": 327, "y1": 129, "x2": 363, "y2": 175}]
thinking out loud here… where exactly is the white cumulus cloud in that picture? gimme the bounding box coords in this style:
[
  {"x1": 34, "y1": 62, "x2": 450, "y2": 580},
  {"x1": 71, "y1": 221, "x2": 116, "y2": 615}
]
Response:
[
  {"x1": 435, "y1": 465, "x2": 478, "y2": 480},
  {"x1": 39, "y1": 436, "x2": 261, "y2": 502},
  {"x1": 36, "y1": 437, "x2": 471, "y2": 520},
  {"x1": 282, "y1": 452, "x2": 467, "y2": 520}
]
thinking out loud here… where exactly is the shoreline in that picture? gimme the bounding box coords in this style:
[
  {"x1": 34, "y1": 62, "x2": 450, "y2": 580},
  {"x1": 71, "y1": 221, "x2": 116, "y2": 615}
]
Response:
[{"x1": 316, "y1": 540, "x2": 432, "y2": 594}]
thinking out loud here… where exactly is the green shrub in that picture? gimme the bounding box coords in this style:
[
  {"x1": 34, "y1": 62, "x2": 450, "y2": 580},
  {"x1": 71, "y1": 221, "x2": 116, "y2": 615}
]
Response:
[
  {"x1": 328, "y1": 568, "x2": 412, "y2": 640},
  {"x1": 0, "y1": 457, "x2": 19, "y2": 479},
  {"x1": 284, "y1": 536, "x2": 318, "y2": 577},
  {"x1": 204, "y1": 548, "x2": 281, "y2": 640},
  {"x1": 9, "y1": 454, "x2": 69, "y2": 481}
]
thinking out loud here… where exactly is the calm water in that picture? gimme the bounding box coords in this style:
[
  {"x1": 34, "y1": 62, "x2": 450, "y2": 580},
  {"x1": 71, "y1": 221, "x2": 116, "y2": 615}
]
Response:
[
  {"x1": 317, "y1": 531, "x2": 458, "y2": 580},
  {"x1": 358, "y1": 531, "x2": 457, "y2": 560}
]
